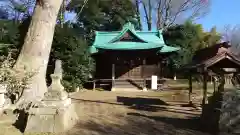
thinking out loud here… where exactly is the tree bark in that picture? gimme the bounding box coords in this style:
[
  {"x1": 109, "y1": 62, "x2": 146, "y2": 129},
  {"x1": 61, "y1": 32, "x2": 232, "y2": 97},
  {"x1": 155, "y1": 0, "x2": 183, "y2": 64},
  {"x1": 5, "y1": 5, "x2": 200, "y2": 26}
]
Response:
[
  {"x1": 135, "y1": 0, "x2": 142, "y2": 30},
  {"x1": 14, "y1": 0, "x2": 63, "y2": 106},
  {"x1": 147, "y1": 0, "x2": 152, "y2": 31}
]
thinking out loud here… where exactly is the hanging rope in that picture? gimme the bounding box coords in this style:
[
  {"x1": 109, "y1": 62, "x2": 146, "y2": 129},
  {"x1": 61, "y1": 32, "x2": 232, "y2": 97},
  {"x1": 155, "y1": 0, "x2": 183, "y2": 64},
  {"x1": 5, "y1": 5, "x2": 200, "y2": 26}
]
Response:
[
  {"x1": 60, "y1": 0, "x2": 66, "y2": 28},
  {"x1": 72, "y1": 0, "x2": 89, "y2": 22}
]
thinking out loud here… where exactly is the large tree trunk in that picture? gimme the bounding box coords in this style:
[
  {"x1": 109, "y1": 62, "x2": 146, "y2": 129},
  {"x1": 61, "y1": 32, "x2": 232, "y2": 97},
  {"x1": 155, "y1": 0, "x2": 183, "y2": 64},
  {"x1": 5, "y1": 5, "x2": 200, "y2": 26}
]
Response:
[{"x1": 14, "y1": 0, "x2": 63, "y2": 107}]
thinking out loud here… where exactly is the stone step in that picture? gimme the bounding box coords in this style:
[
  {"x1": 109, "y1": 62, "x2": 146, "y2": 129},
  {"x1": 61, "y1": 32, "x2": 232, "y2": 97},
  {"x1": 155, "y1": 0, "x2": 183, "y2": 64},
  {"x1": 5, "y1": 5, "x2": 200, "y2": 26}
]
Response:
[{"x1": 112, "y1": 88, "x2": 143, "y2": 92}]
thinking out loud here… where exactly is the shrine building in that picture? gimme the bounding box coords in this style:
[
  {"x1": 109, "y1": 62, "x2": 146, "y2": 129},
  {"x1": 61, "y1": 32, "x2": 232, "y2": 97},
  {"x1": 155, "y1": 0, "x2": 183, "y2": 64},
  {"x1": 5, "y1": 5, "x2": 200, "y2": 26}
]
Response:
[{"x1": 90, "y1": 22, "x2": 180, "y2": 91}]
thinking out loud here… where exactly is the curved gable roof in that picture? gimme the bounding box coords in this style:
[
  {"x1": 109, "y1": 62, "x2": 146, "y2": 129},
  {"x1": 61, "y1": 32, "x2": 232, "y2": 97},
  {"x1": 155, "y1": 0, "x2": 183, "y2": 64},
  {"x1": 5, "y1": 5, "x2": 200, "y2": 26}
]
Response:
[{"x1": 91, "y1": 22, "x2": 180, "y2": 54}]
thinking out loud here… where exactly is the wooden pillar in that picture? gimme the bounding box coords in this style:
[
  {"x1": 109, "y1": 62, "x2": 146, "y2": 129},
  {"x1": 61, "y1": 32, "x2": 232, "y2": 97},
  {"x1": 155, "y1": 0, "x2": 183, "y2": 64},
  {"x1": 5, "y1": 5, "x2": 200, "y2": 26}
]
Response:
[
  {"x1": 157, "y1": 60, "x2": 161, "y2": 78},
  {"x1": 219, "y1": 73, "x2": 225, "y2": 92},
  {"x1": 188, "y1": 74, "x2": 193, "y2": 104},
  {"x1": 93, "y1": 80, "x2": 96, "y2": 90},
  {"x1": 210, "y1": 75, "x2": 213, "y2": 84},
  {"x1": 143, "y1": 58, "x2": 147, "y2": 90},
  {"x1": 160, "y1": 60, "x2": 163, "y2": 79},
  {"x1": 202, "y1": 72, "x2": 208, "y2": 106},
  {"x1": 213, "y1": 77, "x2": 216, "y2": 93},
  {"x1": 111, "y1": 63, "x2": 115, "y2": 91}
]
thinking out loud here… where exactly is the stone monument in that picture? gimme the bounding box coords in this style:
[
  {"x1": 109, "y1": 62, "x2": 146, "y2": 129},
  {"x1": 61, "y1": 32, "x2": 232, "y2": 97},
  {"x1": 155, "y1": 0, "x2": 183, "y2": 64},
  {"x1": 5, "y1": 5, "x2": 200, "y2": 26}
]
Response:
[{"x1": 24, "y1": 60, "x2": 78, "y2": 134}]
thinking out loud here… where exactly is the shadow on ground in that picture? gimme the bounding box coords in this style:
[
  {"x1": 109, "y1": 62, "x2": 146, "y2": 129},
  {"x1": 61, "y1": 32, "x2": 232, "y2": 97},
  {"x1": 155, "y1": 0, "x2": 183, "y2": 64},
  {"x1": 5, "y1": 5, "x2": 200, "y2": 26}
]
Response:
[
  {"x1": 72, "y1": 96, "x2": 200, "y2": 115},
  {"x1": 128, "y1": 112, "x2": 203, "y2": 131},
  {"x1": 116, "y1": 96, "x2": 169, "y2": 112},
  {"x1": 67, "y1": 111, "x2": 210, "y2": 135},
  {"x1": 68, "y1": 91, "x2": 211, "y2": 135},
  {"x1": 12, "y1": 109, "x2": 28, "y2": 133}
]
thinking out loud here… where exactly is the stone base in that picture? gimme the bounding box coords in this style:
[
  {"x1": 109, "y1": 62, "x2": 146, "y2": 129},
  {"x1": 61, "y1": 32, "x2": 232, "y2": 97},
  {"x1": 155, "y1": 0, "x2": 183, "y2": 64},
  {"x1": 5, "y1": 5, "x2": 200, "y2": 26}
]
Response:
[{"x1": 24, "y1": 102, "x2": 78, "y2": 133}]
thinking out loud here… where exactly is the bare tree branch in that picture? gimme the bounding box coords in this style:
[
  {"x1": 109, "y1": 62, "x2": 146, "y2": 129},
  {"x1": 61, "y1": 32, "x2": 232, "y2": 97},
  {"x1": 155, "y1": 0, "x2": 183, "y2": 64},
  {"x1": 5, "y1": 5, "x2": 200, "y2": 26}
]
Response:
[
  {"x1": 141, "y1": 0, "x2": 150, "y2": 29},
  {"x1": 155, "y1": 0, "x2": 211, "y2": 29},
  {"x1": 222, "y1": 25, "x2": 240, "y2": 55}
]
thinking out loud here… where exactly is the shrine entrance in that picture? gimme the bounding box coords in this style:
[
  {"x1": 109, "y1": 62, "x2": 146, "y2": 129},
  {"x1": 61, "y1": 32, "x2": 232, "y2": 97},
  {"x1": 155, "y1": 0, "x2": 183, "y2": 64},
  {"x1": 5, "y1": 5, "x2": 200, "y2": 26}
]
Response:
[{"x1": 115, "y1": 57, "x2": 143, "y2": 79}]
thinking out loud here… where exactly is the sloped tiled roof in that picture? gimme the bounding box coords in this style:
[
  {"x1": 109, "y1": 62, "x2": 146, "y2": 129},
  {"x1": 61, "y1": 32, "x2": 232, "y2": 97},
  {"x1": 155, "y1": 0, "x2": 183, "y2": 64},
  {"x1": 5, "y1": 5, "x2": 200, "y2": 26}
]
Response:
[
  {"x1": 185, "y1": 42, "x2": 240, "y2": 73},
  {"x1": 90, "y1": 22, "x2": 180, "y2": 54}
]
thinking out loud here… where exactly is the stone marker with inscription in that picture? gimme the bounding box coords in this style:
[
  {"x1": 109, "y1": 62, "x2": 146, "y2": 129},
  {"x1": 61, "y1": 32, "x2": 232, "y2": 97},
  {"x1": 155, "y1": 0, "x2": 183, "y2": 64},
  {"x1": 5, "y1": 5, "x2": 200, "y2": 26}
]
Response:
[{"x1": 24, "y1": 60, "x2": 78, "y2": 133}]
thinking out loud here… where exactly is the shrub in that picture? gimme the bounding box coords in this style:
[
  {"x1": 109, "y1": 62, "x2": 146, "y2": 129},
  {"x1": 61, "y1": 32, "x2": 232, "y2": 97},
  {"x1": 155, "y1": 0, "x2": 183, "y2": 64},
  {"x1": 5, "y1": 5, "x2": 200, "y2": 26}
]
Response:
[{"x1": 0, "y1": 52, "x2": 35, "y2": 99}]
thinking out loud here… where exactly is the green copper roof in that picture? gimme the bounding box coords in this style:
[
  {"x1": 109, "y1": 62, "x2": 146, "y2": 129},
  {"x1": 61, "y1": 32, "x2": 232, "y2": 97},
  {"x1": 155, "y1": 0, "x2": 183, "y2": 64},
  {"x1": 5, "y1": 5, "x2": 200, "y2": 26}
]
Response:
[
  {"x1": 95, "y1": 42, "x2": 164, "y2": 50},
  {"x1": 159, "y1": 45, "x2": 181, "y2": 53},
  {"x1": 90, "y1": 22, "x2": 180, "y2": 54}
]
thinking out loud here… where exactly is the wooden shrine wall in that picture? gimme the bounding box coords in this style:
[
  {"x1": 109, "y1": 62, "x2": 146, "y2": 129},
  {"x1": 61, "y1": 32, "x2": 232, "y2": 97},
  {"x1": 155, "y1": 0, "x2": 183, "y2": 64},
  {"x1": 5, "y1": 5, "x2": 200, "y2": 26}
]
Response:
[{"x1": 93, "y1": 52, "x2": 161, "y2": 79}]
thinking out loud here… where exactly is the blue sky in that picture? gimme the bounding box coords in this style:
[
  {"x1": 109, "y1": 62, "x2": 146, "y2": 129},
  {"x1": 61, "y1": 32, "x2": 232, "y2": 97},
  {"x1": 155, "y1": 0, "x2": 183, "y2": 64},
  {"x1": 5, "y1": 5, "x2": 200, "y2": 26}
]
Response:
[{"x1": 196, "y1": 0, "x2": 240, "y2": 31}]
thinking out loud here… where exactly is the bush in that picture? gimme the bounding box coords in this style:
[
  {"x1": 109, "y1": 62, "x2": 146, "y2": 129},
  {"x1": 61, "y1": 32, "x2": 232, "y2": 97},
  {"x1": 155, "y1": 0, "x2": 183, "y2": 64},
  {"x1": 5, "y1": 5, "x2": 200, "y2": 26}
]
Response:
[{"x1": 0, "y1": 53, "x2": 35, "y2": 99}]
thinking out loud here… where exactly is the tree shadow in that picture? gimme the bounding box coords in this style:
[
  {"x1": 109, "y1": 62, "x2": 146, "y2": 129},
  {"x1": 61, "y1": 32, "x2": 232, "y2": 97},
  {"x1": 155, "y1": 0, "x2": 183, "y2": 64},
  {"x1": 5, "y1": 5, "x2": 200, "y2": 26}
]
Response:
[
  {"x1": 67, "y1": 112, "x2": 210, "y2": 135},
  {"x1": 72, "y1": 97, "x2": 200, "y2": 115},
  {"x1": 116, "y1": 96, "x2": 201, "y2": 114},
  {"x1": 128, "y1": 112, "x2": 204, "y2": 130},
  {"x1": 116, "y1": 96, "x2": 169, "y2": 112},
  {"x1": 116, "y1": 96, "x2": 169, "y2": 106},
  {"x1": 12, "y1": 109, "x2": 28, "y2": 133}
]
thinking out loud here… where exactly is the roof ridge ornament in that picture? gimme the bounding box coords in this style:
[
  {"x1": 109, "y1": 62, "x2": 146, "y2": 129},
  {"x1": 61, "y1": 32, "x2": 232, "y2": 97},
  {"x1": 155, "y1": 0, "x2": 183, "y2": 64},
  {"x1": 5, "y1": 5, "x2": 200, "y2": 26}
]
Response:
[{"x1": 123, "y1": 22, "x2": 135, "y2": 31}]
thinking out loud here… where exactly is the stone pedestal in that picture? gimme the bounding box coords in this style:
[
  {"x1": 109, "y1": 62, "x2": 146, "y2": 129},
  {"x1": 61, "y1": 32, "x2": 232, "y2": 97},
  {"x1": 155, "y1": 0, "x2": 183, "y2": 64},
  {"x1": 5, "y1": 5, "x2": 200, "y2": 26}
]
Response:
[
  {"x1": 25, "y1": 102, "x2": 78, "y2": 133},
  {"x1": 24, "y1": 60, "x2": 78, "y2": 134}
]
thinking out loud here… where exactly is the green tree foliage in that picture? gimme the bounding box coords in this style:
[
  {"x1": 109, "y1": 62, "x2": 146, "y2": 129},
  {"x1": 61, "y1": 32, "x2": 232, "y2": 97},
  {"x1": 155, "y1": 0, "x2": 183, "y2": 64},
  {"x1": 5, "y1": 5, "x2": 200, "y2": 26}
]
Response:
[
  {"x1": 163, "y1": 21, "x2": 221, "y2": 72},
  {"x1": 0, "y1": 20, "x2": 19, "y2": 45},
  {"x1": 68, "y1": 0, "x2": 139, "y2": 41},
  {"x1": 0, "y1": 17, "x2": 31, "y2": 57},
  {"x1": 203, "y1": 26, "x2": 221, "y2": 47},
  {"x1": 0, "y1": 20, "x2": 20, "y2": 56},
  {"x1": 48, "y1": 24, "x2": 95, "y2": 92},
  {"x1": 0, "y1": 20, "x2": 94, "y2": 92}
]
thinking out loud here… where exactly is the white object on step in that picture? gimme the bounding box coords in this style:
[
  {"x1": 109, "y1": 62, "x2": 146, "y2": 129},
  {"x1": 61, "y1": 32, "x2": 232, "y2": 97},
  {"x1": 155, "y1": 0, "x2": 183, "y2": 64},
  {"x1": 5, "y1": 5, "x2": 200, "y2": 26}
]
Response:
[{"x1": 151, "y1": 75, "x2": 158, "y2": 90}]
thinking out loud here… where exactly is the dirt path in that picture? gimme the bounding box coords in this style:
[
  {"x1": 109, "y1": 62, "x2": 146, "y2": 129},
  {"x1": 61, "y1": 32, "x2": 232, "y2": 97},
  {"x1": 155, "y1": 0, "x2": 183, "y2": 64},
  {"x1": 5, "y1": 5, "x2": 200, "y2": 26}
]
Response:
[
  {"x1": 0, "y1": 112, "x2": 21, "y2": 135},
  {"x1": 67, "y1": 91, "x2": 210, "y2": 135}
]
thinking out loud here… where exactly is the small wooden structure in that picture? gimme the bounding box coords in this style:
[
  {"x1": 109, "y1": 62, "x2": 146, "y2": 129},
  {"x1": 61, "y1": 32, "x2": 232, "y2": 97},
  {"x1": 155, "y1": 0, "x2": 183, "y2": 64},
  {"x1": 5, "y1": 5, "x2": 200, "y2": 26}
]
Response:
[
  {"x1": 90, "y1": 22, "x2": 180, "y2": 91},
  {"x1": 185, "y1": 42, "x2": 240, "y2": 105}
]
